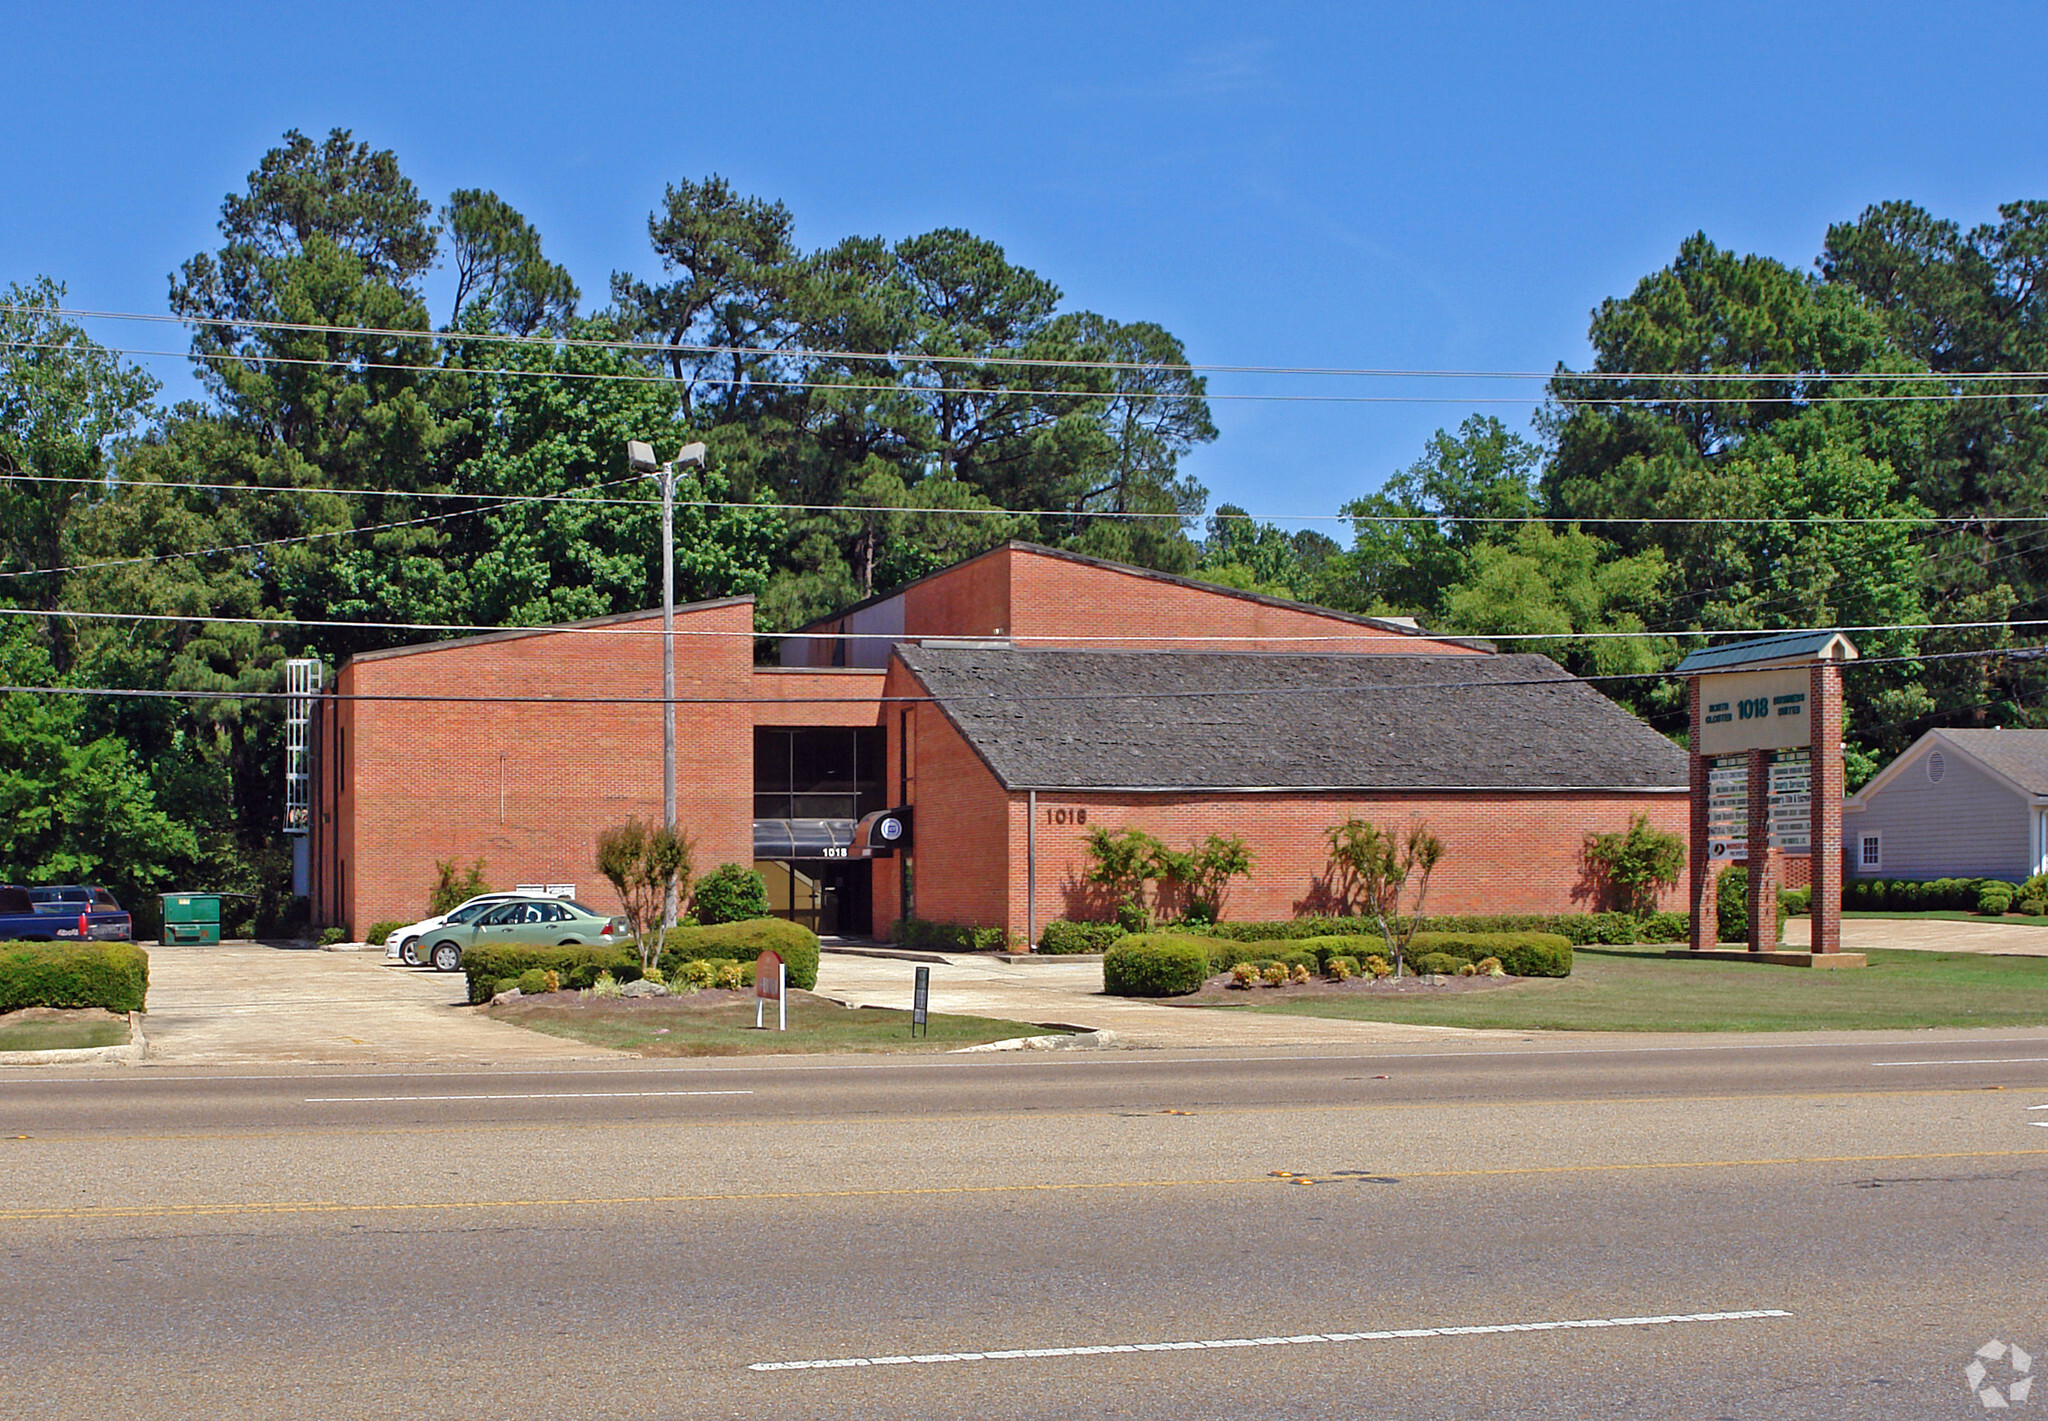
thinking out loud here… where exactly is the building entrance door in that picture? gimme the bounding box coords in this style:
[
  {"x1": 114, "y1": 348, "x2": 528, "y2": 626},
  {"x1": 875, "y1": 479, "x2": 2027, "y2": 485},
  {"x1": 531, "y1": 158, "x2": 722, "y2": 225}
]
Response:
[{"x1": 754, "y1": 859, "x2": 873, "y2": 937}]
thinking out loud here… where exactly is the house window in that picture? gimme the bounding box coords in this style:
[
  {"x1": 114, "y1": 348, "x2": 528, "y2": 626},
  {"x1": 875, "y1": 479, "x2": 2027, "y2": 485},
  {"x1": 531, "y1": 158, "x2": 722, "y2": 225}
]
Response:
[{"x1": 1859, "y1": 833, "x2": 1881, "y2": 870}]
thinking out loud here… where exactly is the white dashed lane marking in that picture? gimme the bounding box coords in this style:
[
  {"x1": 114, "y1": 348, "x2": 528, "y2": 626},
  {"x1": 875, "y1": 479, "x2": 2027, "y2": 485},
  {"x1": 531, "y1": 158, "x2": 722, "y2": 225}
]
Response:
[
  {"x1": 748, "y1": 1308, "x2": 1794, "y2": 1372},
  {"x1": 303, "y1": 1091, "x2": 754, "y2": 1102}
]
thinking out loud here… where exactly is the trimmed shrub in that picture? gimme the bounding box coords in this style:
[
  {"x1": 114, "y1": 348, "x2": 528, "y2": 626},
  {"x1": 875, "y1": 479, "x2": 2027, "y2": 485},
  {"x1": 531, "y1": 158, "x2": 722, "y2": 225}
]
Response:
[
  {"x1": 0, "y1": 941, "x2": 150, "y2": 1014},
  {"x1": 690, "y1": 864, "x2": 772, "y2": 925},
  {"x1": 516, "y1": 968, "x2": 550, "y2": 995},
  {"x1": 1779, "y1": 888, "x2": 1812, "y2": 918},
  {"x1": 1637, "y1": 910, "x2": 1690, "y2": 944},
  {"x1": 1407, "y1": 930, "x2": 1573, "y2": 978},
  {"x1": 1411, "y1": 952, "x2": 1463, "y2": 975},
  {"x1": 366, "y1": 920, "x2": 407, "y2": 948},
  {"x1": 1978, "y1": 883, "x2": 2014, "y2": 916},
  {"x1": 317, "y1": 927, "x2": 346, "y2": 947},
  {"x1": 1038, "y1": 920, "x2": 1127, "y2": 955},
  {"x1": 462, "y1": 943, "x2": 639, "y2": 1004},
  {"x1": 1715, "y1": 868, "x2": 1788, "y2": 944},
  {"x1": 657, "y1": 918, "x2": 820, "y2": 990},
  {"x1": 892, "y1": 917, "x2": 1013, "y2": 954},
  {"x1": 2017, "y1": 873, "x2": 2048, "y2": 917},
  {"x1": 1102, "y1": 934, "x2": 1214, "y2": 997}
]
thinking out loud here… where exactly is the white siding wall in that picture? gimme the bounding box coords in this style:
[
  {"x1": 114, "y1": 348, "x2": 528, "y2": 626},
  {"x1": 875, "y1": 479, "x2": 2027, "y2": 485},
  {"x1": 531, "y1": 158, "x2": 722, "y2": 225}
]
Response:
[{"x1": 1844, "y1": 743, "x2": 2033, "y2": 880}]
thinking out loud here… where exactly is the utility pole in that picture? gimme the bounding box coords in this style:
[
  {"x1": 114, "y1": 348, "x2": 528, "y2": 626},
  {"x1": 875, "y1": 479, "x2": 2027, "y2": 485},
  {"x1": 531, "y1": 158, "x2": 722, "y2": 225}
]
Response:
[{"x1": 625, "y1": 439, "x2": 708, "y2": 930}]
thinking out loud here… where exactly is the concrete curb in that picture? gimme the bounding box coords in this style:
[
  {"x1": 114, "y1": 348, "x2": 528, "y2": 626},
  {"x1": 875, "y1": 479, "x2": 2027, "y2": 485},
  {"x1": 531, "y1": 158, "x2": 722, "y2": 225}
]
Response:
[
  {"x1": 951, "y1": 1029, "x2": 1119, "y2": 1053},
  {"x1": 0, "y1": 1010, "x2": 148, "y2": 1068}
]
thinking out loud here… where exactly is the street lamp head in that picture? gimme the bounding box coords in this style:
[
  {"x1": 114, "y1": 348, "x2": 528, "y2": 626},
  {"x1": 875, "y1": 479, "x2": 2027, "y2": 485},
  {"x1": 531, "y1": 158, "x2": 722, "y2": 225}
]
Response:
[
  {"x1": 625, "y1": 439, "x2": 659, "y2": 473},
  {"x1": 676, "y1": 441, "x2": 708, "y2": 466}
]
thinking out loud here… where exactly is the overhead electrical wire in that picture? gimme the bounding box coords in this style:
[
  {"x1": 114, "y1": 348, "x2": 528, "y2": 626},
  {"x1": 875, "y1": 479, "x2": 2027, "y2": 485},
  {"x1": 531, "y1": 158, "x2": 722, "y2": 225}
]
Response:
[
  {"x1": 3, "y1": 334, "x2": 2045, "y2": 408},
  {"x1": 0, "y1": 641, "x2": 2033, "y2": 709},
  {"x1": 6, "y1": 471, "x2": 2043, "y2": 527},
  {"x1": 13, "y1": 302, "x2": 2048, "y2": 385},
  {"x1": 1, "y1": 603, "x2": 2042, "y2": 645}
]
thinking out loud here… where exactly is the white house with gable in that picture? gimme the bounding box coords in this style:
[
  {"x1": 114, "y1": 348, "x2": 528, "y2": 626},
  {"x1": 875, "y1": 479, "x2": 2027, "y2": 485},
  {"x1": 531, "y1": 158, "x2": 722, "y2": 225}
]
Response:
[{"x1": 1843, "y1": 729, "x2": 2048, "y2": 881}]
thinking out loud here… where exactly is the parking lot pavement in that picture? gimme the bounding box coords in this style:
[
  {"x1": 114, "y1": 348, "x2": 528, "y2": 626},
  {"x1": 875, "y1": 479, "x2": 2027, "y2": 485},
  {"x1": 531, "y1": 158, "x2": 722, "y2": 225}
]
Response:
[
  {"x1": 1784, "y1": 915, "x2": 2048, "y2": 956},
  {"x1": 134, "y1": 944, "x2": 612, "y2": 1067},
  {"x1": 812, "y1": 951, "x2": 1509, "y2": 1049}
]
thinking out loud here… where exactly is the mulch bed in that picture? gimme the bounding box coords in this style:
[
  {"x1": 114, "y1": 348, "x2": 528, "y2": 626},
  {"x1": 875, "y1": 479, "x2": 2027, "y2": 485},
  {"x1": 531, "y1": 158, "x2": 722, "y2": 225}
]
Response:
[
  {"x1": 1173, "y1": 971, "x2": 1534, "y2": 1006},
  {"x1": 484, "y1": 986, "x2": 772, "y2": 1018}
]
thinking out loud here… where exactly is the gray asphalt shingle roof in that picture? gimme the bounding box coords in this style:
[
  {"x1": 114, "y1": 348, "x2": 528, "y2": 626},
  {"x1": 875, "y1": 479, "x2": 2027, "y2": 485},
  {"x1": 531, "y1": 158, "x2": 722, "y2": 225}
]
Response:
[
  {"x1": 1940, "y1": 730, "x2": 2048, "y2": 795},
  {"x1": 896, "y1": 646, "x2": 1689, "y2": 792}
]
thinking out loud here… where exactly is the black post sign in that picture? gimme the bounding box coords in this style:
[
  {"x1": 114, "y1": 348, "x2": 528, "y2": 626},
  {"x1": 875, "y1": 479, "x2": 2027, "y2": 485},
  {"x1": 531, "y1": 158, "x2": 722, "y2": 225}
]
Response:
[{"x1": 911, "y1": 965, "x2": 929, "y2": 1037}]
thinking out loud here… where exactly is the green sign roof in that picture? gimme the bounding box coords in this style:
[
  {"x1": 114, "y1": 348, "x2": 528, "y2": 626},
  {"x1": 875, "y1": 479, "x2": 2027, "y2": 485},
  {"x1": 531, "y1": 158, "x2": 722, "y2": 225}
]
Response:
[{"x1": 1674, "y1": 630, "x2": 1858, "y2": 676}]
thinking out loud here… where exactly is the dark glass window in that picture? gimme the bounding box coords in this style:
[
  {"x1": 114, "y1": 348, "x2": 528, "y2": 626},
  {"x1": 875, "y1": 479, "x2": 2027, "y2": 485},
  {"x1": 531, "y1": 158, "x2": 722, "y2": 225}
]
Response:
[{"x1": 754, "y1": 727, "x2": 886, "y2": 822}]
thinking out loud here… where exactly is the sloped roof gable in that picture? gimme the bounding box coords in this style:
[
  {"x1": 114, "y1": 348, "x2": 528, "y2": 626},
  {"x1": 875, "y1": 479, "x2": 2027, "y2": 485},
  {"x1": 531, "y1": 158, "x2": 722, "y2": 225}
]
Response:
[{"x1": 897, "y1": 646, "x2": 1689, "y2": 792}]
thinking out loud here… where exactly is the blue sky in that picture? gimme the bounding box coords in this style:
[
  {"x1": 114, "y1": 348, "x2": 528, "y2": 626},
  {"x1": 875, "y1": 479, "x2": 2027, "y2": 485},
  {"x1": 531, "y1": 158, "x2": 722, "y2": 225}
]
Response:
[{"x1": 5, "y1": 1, "x2": 2044, "y2": 531}]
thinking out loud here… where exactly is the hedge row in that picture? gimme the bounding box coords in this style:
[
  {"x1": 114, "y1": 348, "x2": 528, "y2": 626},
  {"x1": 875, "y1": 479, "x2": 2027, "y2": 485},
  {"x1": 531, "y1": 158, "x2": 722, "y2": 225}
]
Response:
[
  {"x1": 1847, "y1": 874, "x2": 2048, "y2": 915},
  {"x1": 1194, "y1": 911, "x2": 1671, "y2": 947},
  {"x1": 654, "y1": 918, "x2": 820, "y2": 990},
  {"x1": 1037, "y1": 920, "x2": 1127, "y2": 954},
  {"x1": 1102, "y1": 934, "x2": 1214, "y2": 997},
  {"x1": 1208, "y1": 931, "x2": 1573, "y2": 978},
  {"x1": 462, "y1": 918, "x2": 821, "y2": 1003},
  {"x1": 0, "y1": 941, "x2": 150, "y2": 1014},
  {"x1": 891, "y1": 918, "x2": 1014, "y2": 953},
  {"x1": 463, "y1": 943, "x2": 639, "y2": 1003}
]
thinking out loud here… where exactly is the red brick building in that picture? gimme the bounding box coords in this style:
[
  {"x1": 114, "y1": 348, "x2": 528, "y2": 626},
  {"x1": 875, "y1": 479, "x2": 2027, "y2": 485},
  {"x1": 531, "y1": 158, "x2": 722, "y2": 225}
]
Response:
[{"x1": 308, "y1": 542, "x2": 1690, "y2": 939}]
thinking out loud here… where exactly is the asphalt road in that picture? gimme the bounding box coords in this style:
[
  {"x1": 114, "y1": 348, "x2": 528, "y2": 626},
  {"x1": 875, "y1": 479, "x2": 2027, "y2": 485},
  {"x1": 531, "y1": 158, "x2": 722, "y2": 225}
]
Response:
[{"x1": 6, "y1": 1034, "x2": 2048, "y2": 1419}]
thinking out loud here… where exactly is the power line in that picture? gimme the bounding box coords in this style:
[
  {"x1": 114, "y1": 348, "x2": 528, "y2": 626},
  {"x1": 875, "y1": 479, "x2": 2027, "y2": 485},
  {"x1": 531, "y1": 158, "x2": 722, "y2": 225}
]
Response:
[
  {"x1": 2, "y1": 602, "x2": 2042, "y2": 644},
  {"x1": 15, "y1": 302, "x2": 2048, "y2": 385},
  {"x1": 0, "y1": 641, "x2": 2031, "y2": 709},
  {"x1": 7, "y1": 470, "x2": 2036, "y2": 527},
  {"x1": 5, "y1": 335, "x2": 2045, "y2": 408}
]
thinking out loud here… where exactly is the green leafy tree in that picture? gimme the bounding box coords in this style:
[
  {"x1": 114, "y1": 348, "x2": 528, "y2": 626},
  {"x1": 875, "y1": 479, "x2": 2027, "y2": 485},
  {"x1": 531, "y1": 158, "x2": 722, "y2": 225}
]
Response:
[
  {"x1": 1437, "y1": 522, "x2": 1674, "y2": 680},
  {"x1": 443, "y1": 189, "x2": 579, "y2": 336},
  {"x1": 1083, "y1": 826, "x2": 1168, "y2": 930},
  {"x1": 0, "y1": 625, "x2": 198, "y2": 907},
  {"x1": 690, "y1": 863, "x2": 770, "y2": 925},
  {"x1": 428, "y1": 859, "x2": 493, "y2": 916},
  {"x1": 1152, "y1": 834, "x2": 1256, "y2": 925}
]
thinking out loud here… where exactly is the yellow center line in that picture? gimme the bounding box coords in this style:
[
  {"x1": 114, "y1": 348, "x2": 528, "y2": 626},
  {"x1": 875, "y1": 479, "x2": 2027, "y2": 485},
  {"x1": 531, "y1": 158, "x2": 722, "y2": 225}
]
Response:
[{"x1": 2, "y1": 1147, "x2": 2044, "y2": 1224}]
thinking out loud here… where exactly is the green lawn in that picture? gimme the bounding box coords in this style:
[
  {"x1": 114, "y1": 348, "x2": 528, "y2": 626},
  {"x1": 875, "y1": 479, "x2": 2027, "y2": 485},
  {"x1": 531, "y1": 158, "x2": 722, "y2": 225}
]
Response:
[
  {"x1": 0, "y1": 1012, "x2": 131, "y2": 1052},
  {"x1": 1209, "y1": 947, "x2": 2048, "y2": 1033},
  {"x1": 490, "y1": 992, "x2": 1067, "y2": 1056}
]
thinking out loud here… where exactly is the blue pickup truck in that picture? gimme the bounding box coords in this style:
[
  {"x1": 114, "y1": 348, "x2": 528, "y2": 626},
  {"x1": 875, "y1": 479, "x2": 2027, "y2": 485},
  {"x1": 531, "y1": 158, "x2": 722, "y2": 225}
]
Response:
[{"x1": 0, "y1": 885, "x2": 134, "y2": 942}]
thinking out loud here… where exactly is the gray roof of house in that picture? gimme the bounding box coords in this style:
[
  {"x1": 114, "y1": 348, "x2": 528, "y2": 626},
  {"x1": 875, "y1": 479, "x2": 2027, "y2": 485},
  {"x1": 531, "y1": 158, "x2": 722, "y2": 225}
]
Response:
[
  {"x1": 1940, "y1": 730, "x2": 2048, "y2": 795},
  {"x1": 1674, "y1": 630, "x2": 1857, "y2": 675},
  {"x1": 895, "y1": 646, "x2": 1690, "y2": 792}
]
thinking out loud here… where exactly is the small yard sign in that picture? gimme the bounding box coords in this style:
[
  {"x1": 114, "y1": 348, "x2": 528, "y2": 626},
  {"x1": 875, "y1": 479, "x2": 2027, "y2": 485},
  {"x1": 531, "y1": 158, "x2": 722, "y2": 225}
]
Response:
[
  {"x1": 912, "y1": 964, "x2": 929, "y2": 1038},
  {"x1": 755, "y1": 950, "x2": 786, "y2": 1031}
]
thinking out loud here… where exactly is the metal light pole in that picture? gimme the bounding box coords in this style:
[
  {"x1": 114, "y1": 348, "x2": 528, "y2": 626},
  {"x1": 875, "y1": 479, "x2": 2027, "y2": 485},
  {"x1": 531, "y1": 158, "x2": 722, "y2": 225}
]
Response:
[{"x1": 625, "y1": 438, "x2": 708, "y2": 928}]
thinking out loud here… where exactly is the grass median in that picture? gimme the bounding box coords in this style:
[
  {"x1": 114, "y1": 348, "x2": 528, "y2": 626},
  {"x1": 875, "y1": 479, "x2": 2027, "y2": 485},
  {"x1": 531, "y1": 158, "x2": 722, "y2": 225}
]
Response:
[
  {"x1": 0, "y1": 1008, "x2": 132, "y2": 1052},
  {"x1": 1203, "y1": 947, "x2": 2048, "y2": 1033},
  {"x1": 488, "y1": 988, "x2": 1068, "y2": 1056}
]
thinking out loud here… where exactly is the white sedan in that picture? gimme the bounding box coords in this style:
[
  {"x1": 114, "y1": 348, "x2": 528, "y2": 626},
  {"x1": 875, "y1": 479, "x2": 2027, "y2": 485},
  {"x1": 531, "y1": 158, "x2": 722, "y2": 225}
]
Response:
[{"x1": 382, "y1": 894, "x2": 525, "y2": 966}]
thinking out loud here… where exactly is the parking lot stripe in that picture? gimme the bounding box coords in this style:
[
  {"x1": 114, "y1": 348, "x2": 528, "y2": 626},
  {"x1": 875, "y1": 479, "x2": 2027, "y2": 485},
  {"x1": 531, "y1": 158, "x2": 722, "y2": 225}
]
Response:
[{"x1": 747, "y1": 1309, "x2": 1795, "y2": 1371}]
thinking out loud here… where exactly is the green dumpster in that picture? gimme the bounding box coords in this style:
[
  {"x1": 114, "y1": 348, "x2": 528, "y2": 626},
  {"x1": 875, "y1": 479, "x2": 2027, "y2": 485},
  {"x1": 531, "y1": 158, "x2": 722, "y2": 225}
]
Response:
[{"x1": 160, "y1": 893, "x2": 222, "y2": 946}]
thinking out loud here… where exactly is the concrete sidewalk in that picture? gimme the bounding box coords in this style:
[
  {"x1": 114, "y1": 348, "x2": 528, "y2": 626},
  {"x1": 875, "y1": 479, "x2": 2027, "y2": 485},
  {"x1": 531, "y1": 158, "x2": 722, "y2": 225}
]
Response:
[
  {"x1": 1785, "y1": 915, "x2": 2048, "y2": 956},
  {"x1": 813, "y1": 951, "x2": 1511, "y2": 1049},
  {"x1": 132, "y1": 944, "x2": 611, "y2": 1067}
]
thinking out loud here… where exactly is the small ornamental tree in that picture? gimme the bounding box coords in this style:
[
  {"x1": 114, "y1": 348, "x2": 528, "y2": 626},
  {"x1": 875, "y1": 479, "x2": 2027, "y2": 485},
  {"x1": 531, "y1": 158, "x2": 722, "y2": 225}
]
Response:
[
  {"x1": 595, "y1": 817, "x2": 695, "y2": 969},
  {"x1": 1325, "y1": 819, "x2": 1445, "y2": 977},
  {"x1": 1582, "y1": 814, "x2": 1684, "y2": 917},
  {"x1": 691, "y1": 863, "x2": 770, "y2": 925}
]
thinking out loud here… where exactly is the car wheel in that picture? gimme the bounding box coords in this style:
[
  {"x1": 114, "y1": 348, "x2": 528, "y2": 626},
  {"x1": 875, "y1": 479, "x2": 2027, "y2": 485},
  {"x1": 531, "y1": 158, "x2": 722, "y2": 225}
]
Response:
[
  {"x1": 557, "y1": 939, "x2": 581, "y2": 947},
  {"x1": 399, "y1": 937, "x2": 421, "y2": 967},
  {"x1": 430, "y1": 942, "x2": 462, "y2": 973}
]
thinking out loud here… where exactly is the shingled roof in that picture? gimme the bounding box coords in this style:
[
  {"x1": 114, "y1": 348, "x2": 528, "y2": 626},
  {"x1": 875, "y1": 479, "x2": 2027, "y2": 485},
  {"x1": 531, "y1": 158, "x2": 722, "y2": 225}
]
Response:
[{"x1": 896, "y1": 646, "x2": 1689, "y2": 792}]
